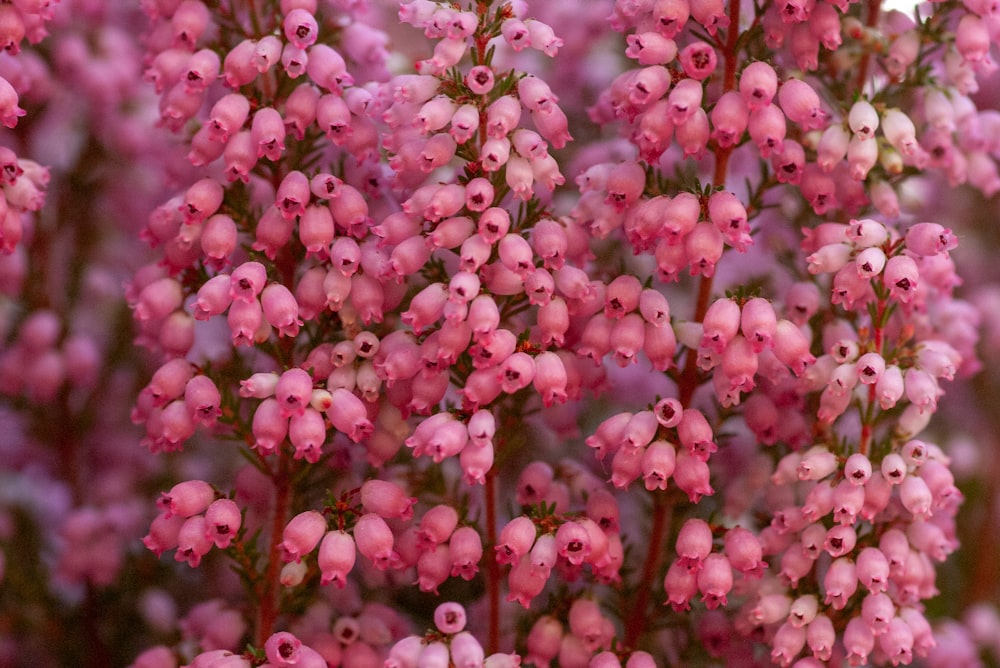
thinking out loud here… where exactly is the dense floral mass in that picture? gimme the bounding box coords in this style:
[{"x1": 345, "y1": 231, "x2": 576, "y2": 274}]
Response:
[{"x1": 3, "y1": 0, "x2": 1000, "y2": 666}]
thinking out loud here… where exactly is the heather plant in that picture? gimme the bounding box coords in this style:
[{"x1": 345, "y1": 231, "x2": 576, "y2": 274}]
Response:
[{"x1": 3, "y1": 0, "x2": 1000, "y2": 666}]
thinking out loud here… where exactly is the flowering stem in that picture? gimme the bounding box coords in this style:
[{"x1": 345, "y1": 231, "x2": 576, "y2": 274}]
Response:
[
  {"x1": 855, "y1": 0, "x2": 883, "y2": 96},
  {"x1": 861, "y1": 293, "x2": 890, "y2": 455},
  {"x1": 624, "y1": 2, "x2": 741, "y2": 645},
  {"x1": 484, "y1": 468, "x2": 500, "y2": 654},
  {"x1": 625, "y1": 262, "x2": 717, "y2": 647},
  {"x1": 256, "y1": 450, "x2": 292, "y2": 645},
  {"x1": 623, "y1": 493, "x2": 672, "y2": 647},
  {"x1": 247, "y1": 0, "x2": 264, "y2": 39},
  {"x1": 722, "y1": 2, "x2": 742, "y2": 93},
  {"x1": 860, "y1": 387, "x2": 876, "y2": 457}
]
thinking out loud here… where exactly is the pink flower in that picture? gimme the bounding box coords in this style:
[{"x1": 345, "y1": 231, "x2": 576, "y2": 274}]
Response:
[
  {"x1": 261, "y1": 284, "x2": 303, "y2": 337},
  {"x1": 208, "y1": 93, "x2": 250, "y2": 142},
  {"x1": 326, "y1": 388, "x2": 374, "y2": 442},
  {"x1": 317, "y1": 530, "x2": 356, "y2": 587},
  {"x1": 175, "y1": 516, "x2": 213, "y2": 567},
  {"x1": 532, "y1": 351, "x2": 569, "y2": 406},
  {"x1": 525, "y1": 19, "x2": 563, "y2": 56},
  {"x1": 506, "y1": 559, "x2": 547, "y2": 608},
  {"x1": 625, "y1": 32, "x2": 677, "y2": 65},
  {"x1": 697, "y1": 553, "x2": 733, "y2": 608},
  {"x1": 204, "y1": 499, "x2": 240, "y2": 549},
  {"x1": 307, "y1": 44, "x2": 353, "y2": 91},
  {"x1": 525, "y1": 616, "x2": 562, "y2": 668},
  {"x1": 531, "y1": 105, "x2": 572, "y2": 149},
  {"x1": 879, "y1": 618, "x2": 915, "y2": 666},
  {"x1": 676, "y1": 518, "x2": 713, "y2": 567},
  {"x1": 158, "y1": 480, "x2": 214, "y2": 519},
  {"x1": 778, "y1": 78, "x2": 827, "y2": 130},
  {"x1": 701, "y1": 298, "x2": 740, "y2": 353},
  {"x1": 448, "y1": 527, "x2": 483, "y2": 579},
  {"x1": 567, "y1": 599, "x2": 611, "y2": 652},
  {"x1": 710, "y1": 92, "x2": 748, "y2": 148},
  {"x1": 641, "y1": 441, "x2": 676, "y2": 491},
  {"x1": 264, "y1": 632, "x2": 302, "y2": 666},
  {"x1": 666, "y1": 79, "x2": 702, "y2": 125},
  {"x1": 288, "y1": 408, "x2": 326, "y2": 463},
  {"x1": 554, "y1": 521, "x2": 591, "y2": 566},
  {"x1": 848, "y1": 99, "x2": 879, "y2": 140},
  {"x1": 882, "y1": 109, "x2": 919, "y2": 156},
  {"x1": 956, "y1": 14, "x2": 990, "y2": 63},
  {"x1": 501, "y1": 18, "x2": 530, "y2": 50},
  {"x1": 723, "y1": 527, "x2": 766, "y2": 577},
  {"x1": 652, "y1": 0, "x2": 689, "y2": 37},
  {"x1": 0, "y1": 75, "x2": 25, "y2": 128},
  {"x1": 740, "y1": 61, "x2": 778, "y2": 109},
  {"x1": 844, "y1": 616, "x2": 876, "y2": 666},
  {"x1": 450, "y1": 104, "x2": 480, "y2": 143},
  {"x1": 283, "y1": 9, "x2": 318, "y2": 49},
  {"x1": 495, "y1": 516, "x2": 537, "y2": 567},
  {"x1": 674, "y1": 450, "x2": 714, "y2": 502},
  {"x1": 280, "y1": 511, "x2": 327, "y2": 563},
  {"x1": 466, "y1": 65, "x2": 495, "y2": 95},
  {"x1": 770, "y1": 622, "x2": 806, "y2": 667},
  {"x1": 418, "y1": 504, "x2": 459, "y2": 551},
  {"x1": 251, "y1": 398, "x2": 288, "y2": 453},
  {"x1": 250, "y1": 107, "x2": 286, "y2": 161},
  {"x1": 353, "y1": 513, "x2": 397, "y2": 570},
  {"x1": 360, "y1": 480, "x2": 417, "y2": 521},
  {"x1": 143, "y1": 513, "x2": 185, "y2": 557},
  {"x1": 434, "y1": 602, "x2": 467, "y2": 634},
  {"x1": 663, "y1": 559, "x2": 698, "y2": 611},
  {"x1": 823, "y1": 557, "x2": 858, "y2": 609}
]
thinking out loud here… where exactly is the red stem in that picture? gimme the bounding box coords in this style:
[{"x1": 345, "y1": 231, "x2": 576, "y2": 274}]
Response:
[
  {"x1": 623, "y1": 491, "x2": 672, "y2": 645},
  {"x1": 485, "y1": 469, "x2": 500, "y2": 654},
  {"x1": 256, "y1": 451, "x2": 292, "y2": 645},
  {"x1": 855, "y1": 0, "x2": 883, "y2": 96}
]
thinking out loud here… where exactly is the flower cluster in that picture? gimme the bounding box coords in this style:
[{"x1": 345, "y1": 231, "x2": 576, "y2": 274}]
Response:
[{"x1": 126, "y1": 0, "x2": 1000, "y2": 664}]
